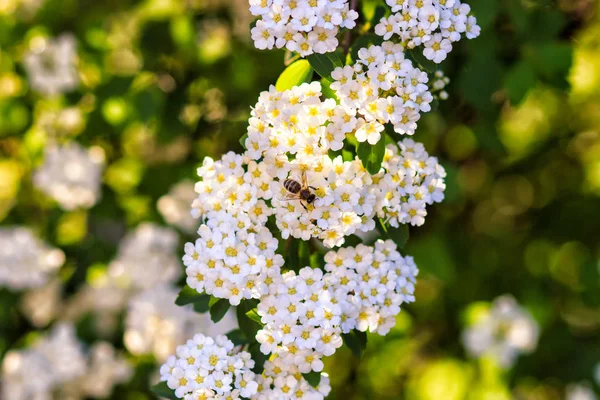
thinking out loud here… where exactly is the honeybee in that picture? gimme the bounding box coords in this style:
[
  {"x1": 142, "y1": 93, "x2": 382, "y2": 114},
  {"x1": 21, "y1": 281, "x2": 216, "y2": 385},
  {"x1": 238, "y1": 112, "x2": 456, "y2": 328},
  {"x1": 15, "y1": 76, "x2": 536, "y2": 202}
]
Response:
[{"x1": 282, "y1": 171, "x2": 318, "y2": 211}]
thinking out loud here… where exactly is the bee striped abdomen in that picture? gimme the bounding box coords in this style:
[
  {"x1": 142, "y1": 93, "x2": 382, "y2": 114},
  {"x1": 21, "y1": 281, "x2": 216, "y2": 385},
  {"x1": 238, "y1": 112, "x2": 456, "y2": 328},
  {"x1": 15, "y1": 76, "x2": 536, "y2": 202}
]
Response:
[{"x1": 283, "y1": 179, "x2": 302, "y2": 194}]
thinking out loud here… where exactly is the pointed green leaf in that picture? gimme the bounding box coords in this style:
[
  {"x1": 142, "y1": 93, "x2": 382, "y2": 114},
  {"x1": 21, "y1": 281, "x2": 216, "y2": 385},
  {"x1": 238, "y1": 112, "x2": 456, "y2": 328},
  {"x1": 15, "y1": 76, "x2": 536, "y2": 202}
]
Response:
[
  {"x1": 307, "y1": 52, "x2": 343, "y2": 80},
  {"x1": 302, "y1": 371, "x2": 322, "y2": 388},
  {"x1": 275, "y1": 60, "x2": 313, "y2": 91},
  {"x1": 342, "y1": 332, "x2": 362, "y2": 358},
  {"x1": 175, "y1": 286, "x2": 210, "y2": 313},
  {"x1": 226, "y1": 329, "x2": 248, "y2": 346},
  {"x1": 387, "y1": 224, "x2": 409, "y2": 248},
  {"x1": 209, "y1": 298, "x2": 231, "y2": 323},
  {"x1": 249, "y1": 342, "x2": 269, "y2": 374},
  {"x1": 245, "y1": 309, "x2": 264, "y2": 325},
  {"x1": 237, "y1": 302, "x2": 262, "y2": 342},
  {"x1": 151, "y1": 382, "x2": 178, "y2": 400},
  {"x1": 356, "y1": 138, "x2": 386, "y2": 175}
]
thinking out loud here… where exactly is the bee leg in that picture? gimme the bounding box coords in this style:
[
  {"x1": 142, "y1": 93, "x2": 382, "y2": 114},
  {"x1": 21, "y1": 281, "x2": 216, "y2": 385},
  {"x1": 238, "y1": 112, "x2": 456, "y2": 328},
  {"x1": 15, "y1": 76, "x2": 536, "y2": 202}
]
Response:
[
  {"x1": 309, "y1": 186, "x2": 317, "y2": 190},
  {"x1": 301, "y1": 202, "x2": 308, "y2": 211}
]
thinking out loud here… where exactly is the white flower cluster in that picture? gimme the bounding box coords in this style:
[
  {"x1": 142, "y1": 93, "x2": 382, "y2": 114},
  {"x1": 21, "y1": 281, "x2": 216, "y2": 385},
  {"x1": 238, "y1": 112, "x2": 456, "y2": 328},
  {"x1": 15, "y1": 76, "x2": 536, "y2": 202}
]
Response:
[
  {"x1": 186, "y1": 83, "x2": 443, "y2": 306},
  {"x1": 33, "y1": 143, "x2": 104, "y2": 211},
  {"x1": 23, "y1": 33, "x2": 79, "y2": 96},
  {"x1": 125, "y1": 284, "x2": 236, "y2": 362},
  {"x1": 331, "y1": 41, "x2": 433, "y2": 137},
  {"x1": 1, "y1": 324, "x2": 87, "y2": 400},
  {"x1": 566, "y1": 383, "x2": 599, "y2": 400},
  {"x1": 255, "y1": 240, "x2": 417, "y2": 374},
  {"x1": 158, "y1": 180, "x2": 200, "y2": 233},
  {"x1": 70, "y1": 341, "x2": 133, "y2": 399},
  {"x1": 462, "y1": 295, "x2": 539, "y2": 368},
  {"x1": 374, "y1": 0, "x2": 481, "y2": 63},
  {"x1": 1, "y1": 324, "x2": 132, "y2": 400},
  {"x1": 106, "y1": 223, "x2": 182, "y2": 291},
  {"x1": 249, "y1": 0, "x2": 358, "y2": 56},
  {"x1": 159, "y1": 334, "x2": 258, "y2": 399},
  {"x1": 254, "y1": 357, "x2": 331, "y2": 399},
  {"x1": 0, "y1": 227, "x2": 65, "y2": 290}
]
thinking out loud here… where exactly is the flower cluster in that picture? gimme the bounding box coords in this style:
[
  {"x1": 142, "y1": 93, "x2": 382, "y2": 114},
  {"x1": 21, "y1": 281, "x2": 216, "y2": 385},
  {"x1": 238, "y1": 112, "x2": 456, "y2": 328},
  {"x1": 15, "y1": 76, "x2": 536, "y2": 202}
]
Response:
[
  {"x1": 462, "y1": 295, "x2": 539, "y2": 368},
  {"x1": 186, "y1": 82, "x2": 444, "y2": 307},
  {"x1": 1, "y1": 324, "x2": 132, "y2": 400},
  {"x1": 331, "y1": 41, "x2": 433, "y2": 137},
  {"x1": 125, "y1": 284, "x2": 236, "y2": 362},
  {"x1": 159, "y1": 334, "x2": 258, "y2": 399},
  {"x1": 254, "y1": 358, "x2": 331, "y2": 399},
  {"x1": 1, "y1": 324, "x2": 87, "y2": 400},
  {"x1": 249, "y1": 0, "x2": 358, "y2": 56},
  {"x1": 23, "y1": 33, "x2": 79, "y2": 96},
  {"x1": 374, "y1": 0, "x2": 481, "y2": 63},
  {"x1": 106, "y1": 223, "x2": 182, "y2": 291},
  {"x1": 33, "y1": 143, "x2": 105, "y2": 211},
  {"x1": 255, "y1": 240, "x2": 417, "y2": 375},
  {"x1": 0, "y1": 227, "x2": 65, "y2": 290}
]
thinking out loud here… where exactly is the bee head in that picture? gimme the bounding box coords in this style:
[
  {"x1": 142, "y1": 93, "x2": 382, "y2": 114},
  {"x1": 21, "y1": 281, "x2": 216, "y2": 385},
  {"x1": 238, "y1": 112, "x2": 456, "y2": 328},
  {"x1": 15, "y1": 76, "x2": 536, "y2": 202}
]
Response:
[{"x1": 306, "y1": 194, "x2": 316, "y2": 204}]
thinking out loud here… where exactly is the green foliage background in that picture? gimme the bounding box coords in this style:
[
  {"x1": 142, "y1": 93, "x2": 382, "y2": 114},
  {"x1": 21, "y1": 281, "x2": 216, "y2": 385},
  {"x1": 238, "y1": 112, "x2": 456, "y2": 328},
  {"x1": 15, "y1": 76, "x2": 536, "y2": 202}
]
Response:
[{"x1": 1, "y1": 0, "x2": 599, "y2": 399}]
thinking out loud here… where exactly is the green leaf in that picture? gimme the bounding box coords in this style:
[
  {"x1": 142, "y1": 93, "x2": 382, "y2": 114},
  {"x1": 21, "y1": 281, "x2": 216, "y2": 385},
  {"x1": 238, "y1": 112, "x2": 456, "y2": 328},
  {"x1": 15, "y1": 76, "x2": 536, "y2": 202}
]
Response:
[
  {"x1": 245, "y1": 309, "x2": 264, "y2": 325},
  {"x1": 371, "y1": 5, "x2": 387, "y2": 26},
  {"x1": 307, "y1": 52, "x2": 343, "y2": 80},
  {"x1": 302, "y1": 371, "x2": 322, "y2": 388},
  {"x1": 226, "y1": 329, "x2": 248, "y2": 346},
  {"x1": 342, "y1": 332, "x2": 362, "y2": 358},
  {"x1": 387, "y1": 224, "x2": 409, "y2": 249},
  {"x1": 209, "y1": 298, "x2": 231, "y2": 323},
  {"x1": 275, "y1": 60, "x2": 313, "y2": 92},
  {"x1": 356, "y1": 139, "x2": 386, "y2": 175},
  {"x1": 342, "y1": 330, "x2": 368, "y2": 359},
  {"x1": 249, "y1": 342, "x2": 269, "y2": 374},
  {"x1": 239, "y1": 133, "x2": 248, "y2": 150},
  {"x1": 175, "y1": 286, "x2": 211, "y2": 313},
  {"x1": 320, "y1": 78, "x2": 338, "y2": 101},
  {"x1": 151, "y1": 382, "x2": 178, "y2": 400},
  {"x1": 237, "y1": 301, "x2": 262, "y2": 342},
  {"x1": 349, "y1": 34, "x2": 383, "y2": 63},
  {"x1": 504, "y1": 61, "x2": 536, "y2": 105}
]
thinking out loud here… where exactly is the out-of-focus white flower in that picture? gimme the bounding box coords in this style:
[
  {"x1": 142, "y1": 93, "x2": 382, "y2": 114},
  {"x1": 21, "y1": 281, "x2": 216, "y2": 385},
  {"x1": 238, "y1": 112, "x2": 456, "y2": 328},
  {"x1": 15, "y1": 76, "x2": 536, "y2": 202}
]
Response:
[
  {"x1": 20, "y1": 279, "x2": 63, "y2": 327},
  {"x1": 158, "y1": 180, "x2": 199, "y2": 233},
  {"x1": 74, "y1": 342, "x2": 133, "y2": 399},
  {"x1": 23, "y1": 34, "x2": 79, "y2": 96},
  {"x1": 462, "y1": 295, "x2": 539, "y2": 368},
  {"x1": 0, "y1": 227, "x2": 64, "y2": 290},
  {"x1": 1, "y1": 324, "x2": 87, "y2": 400},
  {"x1": 125, "y1": 284, "x2": 236, "y2": 362},
  {"x1": 566, "y1": 383, "x2": 599, "y2": 400},
  {"x1": 33, "y1": 143, "x2": 104, "y2": 211},
  {"x1": 106, "y1": 223, "x2": 181, "y2": 291}
]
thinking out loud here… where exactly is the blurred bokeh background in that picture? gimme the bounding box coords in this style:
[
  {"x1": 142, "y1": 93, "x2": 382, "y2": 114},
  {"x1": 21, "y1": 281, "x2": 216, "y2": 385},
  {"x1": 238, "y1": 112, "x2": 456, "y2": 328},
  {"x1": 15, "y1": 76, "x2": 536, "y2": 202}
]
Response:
[{"x1": 0, "y1": 0, "x2": 599, "y2": 399}]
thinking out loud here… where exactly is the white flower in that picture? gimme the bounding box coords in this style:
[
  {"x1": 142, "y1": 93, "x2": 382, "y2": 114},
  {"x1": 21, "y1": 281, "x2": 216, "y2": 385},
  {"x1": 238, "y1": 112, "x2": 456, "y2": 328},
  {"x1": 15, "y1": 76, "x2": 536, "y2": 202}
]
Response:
[
  {"x1": 462, "y1": 295, "x2": 540, "y2": 368},
  {"x1": 0, "y1": 227, "x2": 64, "y2": 290},
  {"x1": 23, "y1": 33, "x2": 79, "y2": 95},
  {"x1": 423, "y1": 33, "x2": 452, "y2": 63},
  {"x1": 33, "y1": 142, "x2": 104, "y2": 210}
]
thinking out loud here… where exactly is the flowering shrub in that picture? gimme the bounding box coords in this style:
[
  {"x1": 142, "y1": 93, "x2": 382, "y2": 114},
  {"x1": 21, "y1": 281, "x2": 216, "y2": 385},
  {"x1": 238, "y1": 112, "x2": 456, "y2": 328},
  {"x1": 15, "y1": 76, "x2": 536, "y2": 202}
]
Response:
[
  {"x1": 156, "y1": 0, "x2": 477, "y2": 398},
  {"x1": 1, "y1": 0, "x2": 595, "y2": 399}
]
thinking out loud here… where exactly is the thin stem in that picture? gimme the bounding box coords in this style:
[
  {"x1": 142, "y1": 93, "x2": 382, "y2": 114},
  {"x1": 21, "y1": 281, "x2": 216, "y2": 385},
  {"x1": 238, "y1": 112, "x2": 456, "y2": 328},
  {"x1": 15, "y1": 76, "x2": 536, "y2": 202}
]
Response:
[{"x1": 343, "y1": 0, "x2": 359, "y2": 55}]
